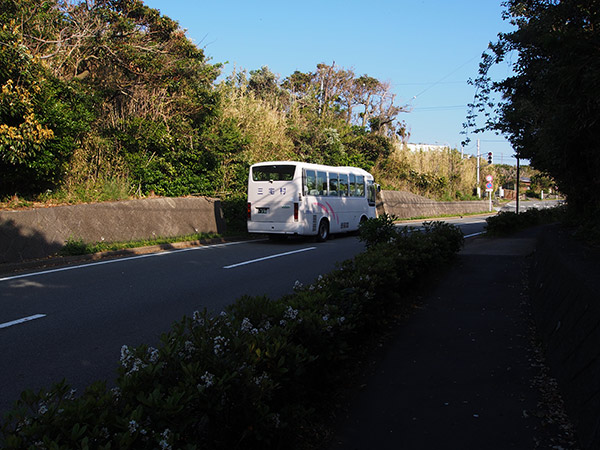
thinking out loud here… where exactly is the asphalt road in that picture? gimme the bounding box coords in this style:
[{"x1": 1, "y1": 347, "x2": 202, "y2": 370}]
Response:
[{"x1": 0, "y1": 216, "x2": 489, "y2": 417}]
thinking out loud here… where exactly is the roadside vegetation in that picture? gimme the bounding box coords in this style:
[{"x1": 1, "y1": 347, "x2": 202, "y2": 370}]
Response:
[
  {"x1": 0, "y1": 219, "x2": 464, "y2": 449},
  {"x1": 1, "y1": 0, "x2": 550, "y2": 213},
  {"x1": 59, "y1": 232, "x2": 222, "y2": 256},
  {"x1": 464, "y1": 0, "x2": 600, "y2": 230},
  {"x1": 485, "y1": 206, "x2": 566, "y2": 237}
]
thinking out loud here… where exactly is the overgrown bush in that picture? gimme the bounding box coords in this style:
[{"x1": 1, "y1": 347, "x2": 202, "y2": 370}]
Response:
[
  {"x1": 0, "y1": 221, "x2": 463, "y2": 449},
  {"x1": 357, "y1": 213, "x2": 398, "y2": 248},
  {"x1": 485, "y1": 206, "x2": 566, "y2": 236},
  {"x1": 220, "y1": 193, "x2": 248, "y2": 234}
]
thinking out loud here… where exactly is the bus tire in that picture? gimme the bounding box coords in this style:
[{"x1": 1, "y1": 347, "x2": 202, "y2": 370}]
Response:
[{"x1": 316, "y1": 219, "x2": 329, "y2": 242}]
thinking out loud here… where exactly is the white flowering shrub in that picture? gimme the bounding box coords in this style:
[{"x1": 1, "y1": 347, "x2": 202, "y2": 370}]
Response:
[{"x1": 1, "y1": 223, "x2": 462, "y2": 449}]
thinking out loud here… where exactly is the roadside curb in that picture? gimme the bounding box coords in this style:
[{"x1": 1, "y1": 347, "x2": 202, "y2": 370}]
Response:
[{"x1": 0, "y1": 236, "x2": 255, "y2": 277}]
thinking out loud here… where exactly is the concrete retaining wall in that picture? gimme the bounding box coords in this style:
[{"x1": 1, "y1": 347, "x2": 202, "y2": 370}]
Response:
[
  {"x1": 378, "y1": 190, "x2": 490, "y2": 218},
  {"x1": 0, "y1": 197, "x2": 226, "y2": 264},
  {"x1": 530, "y1": 225, "x2": 600, "y2": 449},
  {"x1": 1, "y1": 191, "x2": 488, "y2": 265}
]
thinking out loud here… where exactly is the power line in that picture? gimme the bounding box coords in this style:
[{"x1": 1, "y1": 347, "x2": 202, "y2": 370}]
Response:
[
  {"x1": 396, "y1": 81, "x2": 465, "y2": 86},
  {"x1": 410, "y1": 56, "x2": 479, "y2": 99},
  {"x1": 412, "y1": 105, "x2": 466, "y2": 111}
]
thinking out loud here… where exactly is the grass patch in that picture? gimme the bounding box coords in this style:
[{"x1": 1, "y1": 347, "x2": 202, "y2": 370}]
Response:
[
  {"x1": 396, "y1": 210, "x2": 493, "y2": 222},
  {"x1": 60, "y1": 232, "x2": 222, "y2": 256}
]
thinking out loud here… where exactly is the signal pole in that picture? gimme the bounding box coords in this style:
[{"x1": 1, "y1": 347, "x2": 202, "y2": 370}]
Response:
[
  {"x1": 516, "y1": 156, "x2": 520, "y2": 214},
  {"x1": 476, "y1": 139, "x2": 481, "y2": 198}
]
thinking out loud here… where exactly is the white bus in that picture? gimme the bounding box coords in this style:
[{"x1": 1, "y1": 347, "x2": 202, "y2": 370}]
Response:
[{"x1": 247, "y1": 161, "x2": 378, "y2": 241}]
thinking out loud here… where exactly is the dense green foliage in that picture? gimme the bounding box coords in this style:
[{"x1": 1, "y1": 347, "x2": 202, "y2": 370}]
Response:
[
  {"x1": 465, "y1": 0, "x2": 600, "y2": 219},
  {"x1": 485, "y1": 205, "x2": 566, "y2": 236},
  {"x1": 1, "y1": 0, "x2": 223, "y2": 197},
  {"x1": 0, "y1": 222, "x2": 463, "y2": 449}
]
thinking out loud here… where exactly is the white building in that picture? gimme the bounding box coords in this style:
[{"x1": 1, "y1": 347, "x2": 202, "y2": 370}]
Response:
[{"x1": 405, "y1": 143, "x2": 451, "y2": 152}]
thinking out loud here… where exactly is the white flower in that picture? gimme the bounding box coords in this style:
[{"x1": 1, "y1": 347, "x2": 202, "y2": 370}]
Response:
[
  {"x1": 241, "y1": 317, "x2": 253, "y2": 333},
  {"x1": 322, "y1": 314, "x2": 330, "y2": 322},
  {"x1": 213, "y1": 336, "x2": 229, "y2": 355},
  {"x1": 120, "y1": 344, "x2": 147, "y2": 374},
  {"x1": 293, "y1": 280, "x2": 303, "y2": 290},
  {"x1": 128, "y1": 419, "x2": 138, "y2": 434},
  {"x1": 120, "y1": 345, "x2": 132, "y2": 367},
  {"x1": 253, "y1": 372, "x2": 270, "y2": 385},
  {"x1": 199, "y1": 371, "x2": 215, "y2": 389},
  {"x1": 158, "y1": 428, "x2": 172, "y2": 450},
  {"x1": 284, "y1": 305, "x2": 298, "y2": 320},
  {"x1": 38, "y1": 404, "x2": 48, "y2": 415},
  {"x1": 148, "y1": 347, "x2": 159, "y2": 363},
  {"x1": 130, "y1": 358, "x2": 146, "y2": 374}
]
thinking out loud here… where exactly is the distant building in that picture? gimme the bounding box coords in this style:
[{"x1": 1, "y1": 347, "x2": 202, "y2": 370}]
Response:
[{"x1": 405, "y1": 143, "x2": 450, "y2": 152}]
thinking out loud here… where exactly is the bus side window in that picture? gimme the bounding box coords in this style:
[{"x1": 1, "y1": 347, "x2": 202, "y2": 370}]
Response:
[
  {"x1": 306, "y1": 170, "x2": 317, "y2": 195},
  {"x1": 357, "y1": 175, "x2": 365, "y2": 197},
  {"x1": 349, "y1": 174, "x2": 356, "y2": 197},
  {"x1": 339, "y1": 173, "x2": 349, "y2": 197},
  {"x1": 329, "y1": 173, "x2": 338, "y2": 196},
  {"x1": 317, "y1": 171, "x2": 327, "y2": 196},
  {"x1": 367, "y1": 180, "x2": 376, "y2": 206}
]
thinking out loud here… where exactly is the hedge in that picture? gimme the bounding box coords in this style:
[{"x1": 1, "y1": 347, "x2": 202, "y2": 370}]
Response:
[
  {"x1": 1, "y1": 220, "x2": 464, "y2": 450},
  {"x1": 484, "y1": 206, "x2": 566, "y2": 236}
]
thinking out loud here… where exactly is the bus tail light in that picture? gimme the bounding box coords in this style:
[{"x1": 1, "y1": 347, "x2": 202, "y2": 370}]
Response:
[
  {"x1": 294, "y1": 202, "x2": 299, "y2": 221},
  {"x1": 247, "y1": 202, "x2": 251, "y2": 220}
]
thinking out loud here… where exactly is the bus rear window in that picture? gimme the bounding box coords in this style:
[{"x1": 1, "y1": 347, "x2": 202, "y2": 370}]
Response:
[{"x1": 252, "y1": 165, "x2": 296, "y2": 182}]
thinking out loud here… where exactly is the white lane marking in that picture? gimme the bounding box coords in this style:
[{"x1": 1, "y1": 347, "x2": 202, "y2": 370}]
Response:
[
  {"x1": 224, "y1": 247, "x2": 317, "y2": 269},
  {"x1": 464, "y1": 231, "x2": 486, "y2": 238},
  {"x1": 0, "y1": 314, "x2": 46, "y2": 329},
  {"x1": 0, "y1": 240, "x2": 255, "y2": 283}
]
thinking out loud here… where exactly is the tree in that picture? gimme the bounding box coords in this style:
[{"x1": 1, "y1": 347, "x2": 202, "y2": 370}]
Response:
[
  {"x1": 1, "y1": 0, "x2": 224, "y2": 197},
  {"x1": 465, "y1": 0, "x2": 600, "y2": 218},
  {"x1": 248, "y1": 66, "x2": 280, "y2": 102},
  {"x1": 0, "y1": 13, "x2": 91, "y2": 194}
]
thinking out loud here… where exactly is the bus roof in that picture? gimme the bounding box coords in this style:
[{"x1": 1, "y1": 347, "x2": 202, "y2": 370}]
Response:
[{"x1": 250, "y1": 161, "x2": 373, "y2": 178}]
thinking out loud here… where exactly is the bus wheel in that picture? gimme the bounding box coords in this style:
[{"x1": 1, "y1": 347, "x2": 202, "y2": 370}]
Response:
[{"x1": 316, "y1": 219, "x2": 329, "y2": 242}]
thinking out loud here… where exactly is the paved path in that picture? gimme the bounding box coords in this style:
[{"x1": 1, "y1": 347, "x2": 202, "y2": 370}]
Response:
[{"x1": 328, "y1": 231, "x2": 550, "y2": 449}]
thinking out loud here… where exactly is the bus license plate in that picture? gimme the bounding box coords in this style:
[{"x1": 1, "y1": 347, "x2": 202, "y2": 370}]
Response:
[{"x1": 257, "y1": 207, "x2": 269, "y2": 214}]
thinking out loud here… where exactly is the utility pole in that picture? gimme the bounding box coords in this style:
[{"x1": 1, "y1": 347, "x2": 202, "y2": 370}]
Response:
[
  {"x1": 476, "y1": 139, "x2": 481, "y2": 198},
  {"x1": 516, "y1": 156, "x2": 520, "y2": 214}
]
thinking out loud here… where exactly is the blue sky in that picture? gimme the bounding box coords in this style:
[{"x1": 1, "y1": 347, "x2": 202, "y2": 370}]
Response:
[{"x1": 143, "y1": 0, "x2": 519, "y2": 165}]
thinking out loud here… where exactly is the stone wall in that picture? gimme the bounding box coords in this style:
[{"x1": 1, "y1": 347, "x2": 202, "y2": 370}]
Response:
[
  {"x1": 378, "y1": 190, "x2": 490, "y2": 218},
  {"x1": 530, "y1": 225, "x2": 600, "y2": 449},
  {"x1": 0, "y1": 197, "x2": 226, "y2": 264},
  {"x1": 1, "y1": 191, "x2": 489, "y2": 265}
]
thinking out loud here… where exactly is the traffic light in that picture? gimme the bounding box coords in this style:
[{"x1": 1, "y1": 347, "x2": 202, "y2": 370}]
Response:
[{"x1": 487, "y1": 152, "x2": 493, "y2": 164}]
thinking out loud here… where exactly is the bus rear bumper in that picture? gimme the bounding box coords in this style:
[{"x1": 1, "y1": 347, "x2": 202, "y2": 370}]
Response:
[{"x1": 247, "y1": 221, "x2": 307, "y2": 235}]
